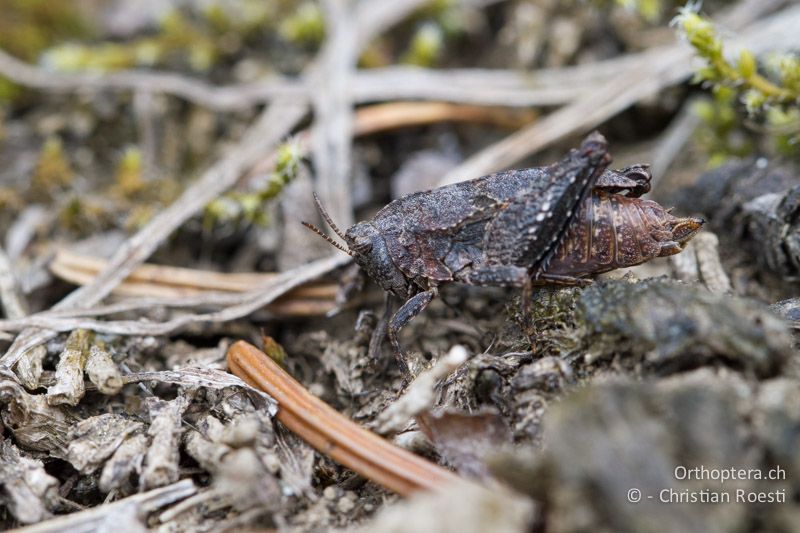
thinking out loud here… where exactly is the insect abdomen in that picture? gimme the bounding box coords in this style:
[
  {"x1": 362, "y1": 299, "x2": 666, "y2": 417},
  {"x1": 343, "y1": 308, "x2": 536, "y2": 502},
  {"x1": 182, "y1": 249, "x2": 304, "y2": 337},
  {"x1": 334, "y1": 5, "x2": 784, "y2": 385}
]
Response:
[{"x1": 546, "y1": 192, "x2": 660, "y2": 277}]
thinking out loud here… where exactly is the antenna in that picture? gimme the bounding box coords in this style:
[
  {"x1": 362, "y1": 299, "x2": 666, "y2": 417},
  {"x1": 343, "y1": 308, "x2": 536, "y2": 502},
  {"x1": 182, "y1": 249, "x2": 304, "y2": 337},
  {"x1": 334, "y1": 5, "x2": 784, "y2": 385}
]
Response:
[
  {"x1": 301, "y1": 221, "x2": 353, "y2": 256},
  {"x1": 313, "y1": 192, "x2": 347, "y2": 241}
]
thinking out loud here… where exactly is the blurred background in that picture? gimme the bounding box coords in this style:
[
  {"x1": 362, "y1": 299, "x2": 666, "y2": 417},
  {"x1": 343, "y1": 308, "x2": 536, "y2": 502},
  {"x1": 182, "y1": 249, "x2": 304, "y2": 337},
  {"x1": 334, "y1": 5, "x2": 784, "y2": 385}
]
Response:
[{"x1": 1, "y1": 1, "x2": 799, "y2": 532}]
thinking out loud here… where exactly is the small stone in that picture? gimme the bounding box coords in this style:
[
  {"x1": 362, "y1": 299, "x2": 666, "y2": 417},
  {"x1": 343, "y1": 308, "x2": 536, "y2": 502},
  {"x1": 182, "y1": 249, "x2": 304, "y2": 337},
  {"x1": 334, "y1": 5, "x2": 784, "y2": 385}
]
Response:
[{"x1": 337, "y1": 497, "x2": 355, "y2": 513}]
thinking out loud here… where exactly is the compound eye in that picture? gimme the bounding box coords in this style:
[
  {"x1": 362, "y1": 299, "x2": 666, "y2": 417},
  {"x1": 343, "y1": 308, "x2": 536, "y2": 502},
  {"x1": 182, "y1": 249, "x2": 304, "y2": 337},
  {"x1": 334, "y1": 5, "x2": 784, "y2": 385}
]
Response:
[{"x1": 353, "y1": 236, "x2": 372, "y2": 254}]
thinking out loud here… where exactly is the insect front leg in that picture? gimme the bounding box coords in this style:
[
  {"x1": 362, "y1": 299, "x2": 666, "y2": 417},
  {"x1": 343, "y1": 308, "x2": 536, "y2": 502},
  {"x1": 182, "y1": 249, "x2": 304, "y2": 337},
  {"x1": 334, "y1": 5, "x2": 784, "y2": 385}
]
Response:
[
  {"x1": 388, "y1": 289, "x2": 437, "y2": 378},
  {"x1": 368, "y1": 293, "x2": 395, "y2": 363}
]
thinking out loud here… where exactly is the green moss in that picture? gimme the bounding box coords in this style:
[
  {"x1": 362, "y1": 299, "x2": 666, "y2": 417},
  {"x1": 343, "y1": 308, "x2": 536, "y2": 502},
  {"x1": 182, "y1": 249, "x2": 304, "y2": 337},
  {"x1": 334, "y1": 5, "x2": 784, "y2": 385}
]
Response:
[
  {"x1": 401, "y1": 23, "x2": 444, "y2": 67},
  {"x1": 204, "y1": 140, "x2": 303, "y2": 228},
  {"x1": 279, "y1": 2, "x2": 325, "y2": 46},
  {"x1": 31, "y1": 137, "x2": 74, "y2": 200},
  {"x1": 42, "y1": 4, "x2": 273, "y2": 74},
  {"x1": 0, "y1": 187, "x2": 23, "y2": 212},
  {"x1": 507, "y1": 286, "x2": 583, "y2": 357},
  {"x1": 58, "y1": 195, "x2": 113, "y2": 235},
  {"x1": 0, "y1": 1, "x2": 89, "y2": 101},
  {"x1": 0, "y1": 1, "x2": 89, "y2": 60},
  {"x1": 262, "y1": 336, "x2": 288, "y2": 366},
  {"x1": 42, "y1": 10, "x2": 217, "y2": 73},
  {"x1": 114, "y1": 147, "x2": 146, "y2": 199},
  {"x1": 765, "y1": 106, "x2": 800, "y2": 157},
  {"x1": 675, "y1": 6, "x2": 800, "y2": 161},
  {"x1": 124, "y1": 204, "x2": 156, "y2": 232},
  {"x1": 693, "y1": 88, "x2": 755, "y2": 167}
]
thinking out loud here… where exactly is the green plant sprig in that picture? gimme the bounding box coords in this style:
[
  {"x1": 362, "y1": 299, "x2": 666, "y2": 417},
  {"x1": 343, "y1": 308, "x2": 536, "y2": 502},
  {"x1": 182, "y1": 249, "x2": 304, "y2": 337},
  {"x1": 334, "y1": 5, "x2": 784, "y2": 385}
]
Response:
[{"x1": 674, "y1": 6, "x2": 798, "y2": 106}]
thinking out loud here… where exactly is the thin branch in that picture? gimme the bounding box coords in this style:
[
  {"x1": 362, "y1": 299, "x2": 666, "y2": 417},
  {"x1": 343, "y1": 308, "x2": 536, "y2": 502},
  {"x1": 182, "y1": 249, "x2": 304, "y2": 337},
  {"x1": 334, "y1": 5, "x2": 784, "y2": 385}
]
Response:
[
  {"x1": 13, "y1": 479, "x2": 196, "y2": 533},
  {"x1": 0, "y1": 254, "x2": 350, "y2": 336},
  {"x1": 0, "y1": 245, "x2": 27, "y2": 320},
  {"x1": 0, "y1": 45, "x2": 634, "y2": 111},
  {"x1": 0, "y1": 48, "x2": 304, "y2": 112},
  {"x1": 51, "y1": 249, "x2": 337, "y2": 299},
  {"x1": 226, "y1": 341, "x2": 461, "y2": 496},
  {"x1": 351, "y1": 63, "x2": 634, "y2": 106},
  {"x1": 311, "y1": 0, "x2": 359, "y2": 229}
]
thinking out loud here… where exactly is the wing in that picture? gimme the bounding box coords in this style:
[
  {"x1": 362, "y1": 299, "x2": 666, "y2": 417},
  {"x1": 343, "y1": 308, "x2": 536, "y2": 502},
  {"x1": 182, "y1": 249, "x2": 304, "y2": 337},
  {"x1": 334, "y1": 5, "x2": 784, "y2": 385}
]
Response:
[
  {"x1": 481, "y1": 132, "x2": 611, "y2": 271},
  {"x1": 371, "y1": 167, "x2": 548, "y2": 233}
]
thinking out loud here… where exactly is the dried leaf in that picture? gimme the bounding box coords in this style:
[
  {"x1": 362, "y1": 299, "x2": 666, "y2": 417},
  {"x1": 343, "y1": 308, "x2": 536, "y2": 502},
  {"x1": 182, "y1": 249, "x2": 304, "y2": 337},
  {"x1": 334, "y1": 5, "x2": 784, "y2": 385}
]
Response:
[
  {"x1": 418, "y1": 409, "x2": 512, "y2": 478},
  {"x1": 99, "y1": 433, "x2": 148, "y2": 493},
  {"x1": 14, "y1": 345, "x2": 47, "y2": 390},
  {"x1": 0, "y1": 438, "x2": 59, "y2": 524},
  {"x1": 67, "y1": 413, "x2": 144, "y2": 474},
  {"x1": 375, "y1": 345, "x2": 468, "y2": 435},
  {"x1": 0, "y1": 378, "x2": 76, "y2": 455}
]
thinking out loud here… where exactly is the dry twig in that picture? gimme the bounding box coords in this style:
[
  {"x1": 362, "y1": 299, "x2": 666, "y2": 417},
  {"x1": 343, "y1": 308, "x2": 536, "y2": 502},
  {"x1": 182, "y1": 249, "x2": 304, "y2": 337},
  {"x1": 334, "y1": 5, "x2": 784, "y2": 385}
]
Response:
[
  {"x1": 45, "y1": 329, "x2": 91, "y2": 406},
  {"x1": 353, "y1": 102, "x2": 537, "y2": 133},
  {"x1": 227, "y1": 341, "x2": 461, "y2": 496},
  {"x1": 51, "y1": 249, "x2": 337, "y2": 303},
  {"x1": 375, "y1": 345, "x2": 469, "y2": 435},
  {"x1": 0, "y1": 48, "x2": 303, "y2": 112},
  {"x1": 0, "y1": 244, "x2": 27, "y2": 320},
  {"x1": 0, "y1": 254, "x2": 351, "y2": 336},
  {"x1": 13, "y1": 479, "x2": 197, "y2": 533},
  {"x1": 311, "y1": 0, "x2": 359, "y2": 229}
]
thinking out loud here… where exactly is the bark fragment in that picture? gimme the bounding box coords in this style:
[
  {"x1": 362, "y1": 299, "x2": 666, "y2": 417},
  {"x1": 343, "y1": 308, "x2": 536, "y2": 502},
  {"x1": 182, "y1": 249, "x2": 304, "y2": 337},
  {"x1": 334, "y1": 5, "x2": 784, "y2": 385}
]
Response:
[
  {"x1": 140, "y1": 396, "x2": 187, "y2": 490},
  {"x1": 85, "y1": 341, "x2": 123, "y2": 395},
  {"x1": 0, "y1": 438, "x2": 60, "y2": 524},
  {"x1": 67, "y1": 413, "x2": 144, "y2": 474},
  {"x1": 99, "y1": 432, "x2": 148, "y2": 493},
  {"x1": 0, "y1": 379, "x2": 76, "y2": 455},
  {"x1": 46, "y1": 329, "x2": 91, "y2": 406},
  {"x1": 14, "y1": 344, "x2": 47, "y2": 391}
]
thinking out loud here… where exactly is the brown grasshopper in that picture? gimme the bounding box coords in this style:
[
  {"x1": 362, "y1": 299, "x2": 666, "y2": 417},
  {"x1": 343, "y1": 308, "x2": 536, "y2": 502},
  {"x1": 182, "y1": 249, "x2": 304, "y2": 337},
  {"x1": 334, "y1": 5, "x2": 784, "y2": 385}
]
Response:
[{"x1": 304, "y1": 132, "x2": 703, "y2": 375}]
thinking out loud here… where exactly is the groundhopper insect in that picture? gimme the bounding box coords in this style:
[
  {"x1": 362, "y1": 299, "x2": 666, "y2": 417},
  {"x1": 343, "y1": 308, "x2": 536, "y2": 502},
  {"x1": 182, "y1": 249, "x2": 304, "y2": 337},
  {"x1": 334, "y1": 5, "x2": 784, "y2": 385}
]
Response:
[{"x1": 304, "y1": 132, "x2": 704, "y2": 375}]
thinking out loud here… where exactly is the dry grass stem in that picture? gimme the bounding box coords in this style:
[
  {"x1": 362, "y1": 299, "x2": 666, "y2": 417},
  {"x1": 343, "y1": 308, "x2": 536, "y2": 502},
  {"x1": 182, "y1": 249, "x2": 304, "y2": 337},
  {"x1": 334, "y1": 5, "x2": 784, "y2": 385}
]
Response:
[
  {"x1": 353, "y1": 102, "x2": 537, "y2": 133},
  {"x1": 0, "y1": 254, "x2": 351, "y2": 336},
  {"x1": 51, "y1": 249, "x2": 337, "y2": 302}
]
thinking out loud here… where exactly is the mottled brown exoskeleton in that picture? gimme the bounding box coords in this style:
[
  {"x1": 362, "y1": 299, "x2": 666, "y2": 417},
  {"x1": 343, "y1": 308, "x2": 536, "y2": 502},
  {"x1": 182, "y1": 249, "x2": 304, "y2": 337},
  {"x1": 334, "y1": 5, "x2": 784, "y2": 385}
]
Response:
[{"x1": 304, "y1": 132, "x2": 703, "y2": 375}]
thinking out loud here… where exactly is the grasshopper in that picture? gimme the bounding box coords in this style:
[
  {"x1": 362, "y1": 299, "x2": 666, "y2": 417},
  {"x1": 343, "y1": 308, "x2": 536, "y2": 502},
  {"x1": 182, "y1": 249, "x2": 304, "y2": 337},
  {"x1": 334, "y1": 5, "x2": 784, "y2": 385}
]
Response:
[{"x1": 304, "y1": 132, "x2": 703, "y2": 375}]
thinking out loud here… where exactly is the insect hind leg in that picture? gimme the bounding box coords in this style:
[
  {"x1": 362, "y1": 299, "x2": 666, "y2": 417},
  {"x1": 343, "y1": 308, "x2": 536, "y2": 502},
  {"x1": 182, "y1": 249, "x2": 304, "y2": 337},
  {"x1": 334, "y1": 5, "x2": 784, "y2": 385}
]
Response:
[{"x1": 458, "y1": 265, "x2": 529, "y2": 287}]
